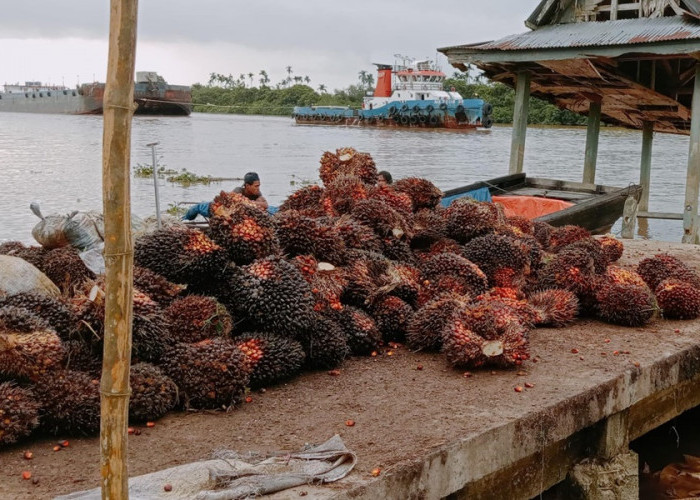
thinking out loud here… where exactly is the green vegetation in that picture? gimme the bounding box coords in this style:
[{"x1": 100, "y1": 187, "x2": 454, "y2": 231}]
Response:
[
  {"x1": 191, "y1": 67, "x2": 587, "y2": 126},
  {"x1": 133, "y1": 164, "x2": 240, "y2": 187},
  {"x1": 133, "y1": 163, "x2": 179, "y2": 178}
]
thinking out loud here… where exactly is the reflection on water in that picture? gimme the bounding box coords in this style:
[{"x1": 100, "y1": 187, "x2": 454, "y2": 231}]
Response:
[{"x1": 0, "y1": 112, "x2": 691, "y2": 243}]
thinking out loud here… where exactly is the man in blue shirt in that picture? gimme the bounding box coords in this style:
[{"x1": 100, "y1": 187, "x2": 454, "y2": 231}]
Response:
[{"x1": 183, "y1": 172, "x2": 268, "y2": 220}]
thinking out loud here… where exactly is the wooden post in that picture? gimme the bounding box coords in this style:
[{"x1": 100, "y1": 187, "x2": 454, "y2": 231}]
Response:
[
  {"x1": 583, "y1": 99, "x2": 602, "y2": 185},
  {"x1": 610, "y1": 0, "x2": 619, "y2": 20},
  {"x1": 509, "y1": 71, "x2": 531, "y2": 174},
  {"x1": 683, "y1": 63, "x2": 700, "y2": 244},
  {"x1": 101, "y1": 0, "x2": 138, "y2": 498},
  {"x1": 639, "y1": 121, "x2": 654, "y2": 212}
]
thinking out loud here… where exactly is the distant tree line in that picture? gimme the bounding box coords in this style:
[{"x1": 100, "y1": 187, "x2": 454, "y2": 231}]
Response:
[{"x1": 191, "y1": 67, "x2": 586, "y2": 126}]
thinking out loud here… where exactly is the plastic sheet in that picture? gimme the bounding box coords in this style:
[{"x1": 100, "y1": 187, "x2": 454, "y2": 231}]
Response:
[{"x1": 491, "y1": 195, "x2": 574, "y2": 219}]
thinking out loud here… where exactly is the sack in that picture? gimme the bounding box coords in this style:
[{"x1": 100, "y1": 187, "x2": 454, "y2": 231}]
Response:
[
  {"x1": 30, "y1": 202, "x2": 71, "y2": 249},
  {"x1": 0, "y1": 255, "x2": 60, "y2": 298},
  {"x1": 64, "y1": 211, "x2": 104, "y2": 251}
]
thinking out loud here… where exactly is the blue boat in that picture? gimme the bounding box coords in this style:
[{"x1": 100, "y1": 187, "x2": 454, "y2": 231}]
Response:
[{"x1": 293, "y1": 58, "x2": 493, "y2": 130}]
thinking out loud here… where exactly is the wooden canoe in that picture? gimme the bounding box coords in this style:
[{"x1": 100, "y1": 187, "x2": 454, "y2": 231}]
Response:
[{"x1": 442, "y1": 172, "x2": 643, "y2": 234}]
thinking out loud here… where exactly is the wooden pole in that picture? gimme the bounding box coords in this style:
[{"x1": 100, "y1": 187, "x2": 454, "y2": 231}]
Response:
[
  {"x1": 610, "y1": 0, "x2": 619, "y2": 20},
  {"x1": 639, "y1": 121, "x2": 654, "y2": 212},
  {"x1": 100, "y1": 0, "x2": 138, "y2": 498},
  {"x1": 683, "y1": 64, "x2": 700, "y2": 244},
  {"x1": 583, "y1": 99, "x2": 602, "y2": 185},
  {"x1": 509, "y1": 71, "x2": 531, "y2": 175}
]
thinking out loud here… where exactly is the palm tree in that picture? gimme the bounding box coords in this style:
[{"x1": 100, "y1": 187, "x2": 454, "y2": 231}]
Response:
[
  {"x1": 304, "y1": 76, "x2": 311, "y2": 84},
  {"x1": 318, "y1": 84, "x2": 327, "y2": 93},
  {"x1": 248, "y1": 72, "x2": 254, "y2": 87},
  {"x1": 285, "y1": 66, "x2": 293, "y2": 87},
  {"x1": 259, "y1": 70, "x2": 270, "y2": 88}
]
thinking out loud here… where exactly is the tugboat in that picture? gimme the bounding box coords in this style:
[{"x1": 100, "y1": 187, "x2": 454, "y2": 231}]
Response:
[{"x1": 293, "y1": 57, "x2": 493, "y2": 130}]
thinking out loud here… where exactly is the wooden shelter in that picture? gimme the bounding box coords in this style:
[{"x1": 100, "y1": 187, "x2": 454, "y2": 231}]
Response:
[{"x1": 439, "y1": 0, "x2": 700, "y2": 243}]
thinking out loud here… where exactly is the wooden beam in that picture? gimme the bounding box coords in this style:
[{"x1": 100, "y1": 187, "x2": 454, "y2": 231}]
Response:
[
  {"x1": 509, "y1": 71, "x2": 531, "y2": 175},
  {"x1": 683, "y1": 63, "x2": 700, "y2": 243},
  {"x1": 611, "y1": 0, "x2": 619, "y2": 19},
  {"x1": 583, "y1": 99, "x2": 602, "y2": 184},
  {"x1": 639, "y1": 120, "x2": 654, "y2": 212},
  {"x1": 100, "y1": 0, "x2": 138, "y2": 497}
]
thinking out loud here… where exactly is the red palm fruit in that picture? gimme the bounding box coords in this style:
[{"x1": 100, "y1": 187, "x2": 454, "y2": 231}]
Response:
[
  {"x1": 234, "y1": 333, "x2": 306, "y2": 388},
  {"x1": 533, "y1": 221, "x2": 554, "y2": 249},
  {"x1": 421, "y1": 252, "x2": 489, "y2": 297},
  {"x1": 340, "y1": 255, "x2": 385, "y2": 307},
  {"x1": 598, "y1": 235, "x2": 624, "y2": 263},
  {"x1": 604, "y1": 266, "x2": 646, "y2": 287},
  {"x1": 291, "y1": 254, "x2": 319, "y2": 282},
  {"x1": 333, "y1": 216, "x2": 383, "y2": 253},
  {"x1": 319, "y1": 148, "x2": 377, "y2": 185},
  {"x1": 369, "y1": 185, "x2": 414, "y2": 218},
  {"x1": 133, "y1": 266, "x2": 186, "y2": 306},
  {"x1": 411, "y1": 208, "x2": 448, "y2": 250},
  {"x1": 40, "y1": 247, "x2": 95, "y2": 296},
  {"x1": 559, "y1": 238, "x2": 609, "y2": 274},
  {"x1": 62, "y1": 339, "x2": 101, "y2": 375},
  {"x1": 596, "y1": 281, "x2": 656, "y2": 326},
  {"x1": 655, "y1": 279, "x2": 700, "y2": 320},
  {"x1": 350, "y1": 199, "x2": 413, "y2": 240},
  {"x1": 376, "y1": 263, "x2": 421, "y2": 306},
  {"x1": 0, "y1": 382, "x2": 40, "y2": 446},
  {"x1": 279, "y1": 184, "x2": 325, "y2": 217},
  {"x1": 538, "y1": 248, "x2": 597, "y2": 299},
  {"x1": 528, "y1": 289, "x2": 579, "y2": 327},
  {"x1": 0, "y1": 292, "x2": 77, "y2": 341},
  {"x1": 549, "y1": 225, "x2": 591, "y2": 253},
  {"x1": 637, "y1": 253, "x2": 700, "y2": 291},
  {"x1": 369, "y1": 295, "x2": 414, "y2": 343},
  {"x1": 462, "y1": 234, "x2": 529, "y2": 286},
  {"x1": 0, "y1": 325, "x2": 65, "y2": 382},
  {"x1": 444, "y1": 198, "x2": 501, "y2": 243},
  {"x1": 128, "y1": 363, "x2": 178, "y2": 423},
  {"x1": 329, "y1": 306, "x2": 382, "y2": 356},
  {"x1": 165, "y1": 295, "x2": 233, "y2": 343},
  {"x1": 415, "y1": 238, "x2": 462, "y2": 262},
  {"x1": 507, "y1": 216, "x2": 534, "y2": 235},
  {"x1": 465, "y1": 298, "x2": 536, "y2": 334},
  {"x1": 32, "y1": 370, "x2": 101, "y2": 435},
  {"x1": 407, "y1": 294, "x2": 470, "y2": 351},
  {"x1": 310, "y1": 267, "x2": 348, "y2": 313},
  {"x1": 274, "y1": 211, "x2": 347, "y2": 265},
  {"x1": 294, "y1": 313, "x2": 349, "y2": 370},
  {"x1": 393, "y1": 177, "x2": 443, "y2": 211},
  {"x1": 380, "y1": 238, "x2": 417, "y2": 265},
  {"x1": 321, "y1": 174, "x2": 371, "y2": 216},
  {"x1": 416, "y1": 275, "x2": 474, "y2": 308},
  {"x1": 161, "y1": 338, "x2": 251, "y2": 409}
]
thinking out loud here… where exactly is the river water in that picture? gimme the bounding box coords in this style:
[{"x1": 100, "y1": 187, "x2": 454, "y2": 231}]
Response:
[{"x1": 0, "y1": 112, "x2": 691, "y2": 243}]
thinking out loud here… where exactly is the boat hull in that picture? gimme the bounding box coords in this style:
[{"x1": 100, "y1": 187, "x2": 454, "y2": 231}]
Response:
[{"x1": 294, "y1": 114, "x2": 479, "y2": 130}]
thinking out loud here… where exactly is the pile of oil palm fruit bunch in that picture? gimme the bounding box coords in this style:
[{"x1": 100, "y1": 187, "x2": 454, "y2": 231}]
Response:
[{"x1": 2, "y1": 146, "x2": 700, "y2": 447}]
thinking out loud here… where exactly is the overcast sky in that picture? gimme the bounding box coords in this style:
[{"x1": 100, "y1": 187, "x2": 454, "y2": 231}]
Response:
[{"x1": 1, "y1": 1, "x2": 538, "y2": 90}]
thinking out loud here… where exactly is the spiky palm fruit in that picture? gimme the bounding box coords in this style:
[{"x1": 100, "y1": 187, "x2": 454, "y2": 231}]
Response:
[
  {"x1": 604, "y1": 266, "x2": 647, "y2": 287},
  {"x1": 32, "y1": 370, "x2": 100, "y2": 435},
  {"x1": 559, "y1": 238, "x2": 609, "y2": 274},
  {"x1": 40, "y1": 247, "x2": 95, "y2": 296},
  {"x1": 275, "y1": 210, "x2": 347, "y2": 265},
  {"x1": 128, "y1": 363, "x2": 178, "y2": 423},
  {"x1": 0, "y1": 241, "x2": 48, "y2": 270},
  {"x1": 598, "y1": 235, "x2": 624, "y2": 263},
  {"x1": 350, "y1": 199, "x2": 413, "y2": 240},
  {"x1": 595, "y1": 282, "x2": 656, "y2": 327},
  {"x1": 161, "y1": 339, "x2": 251, "y2": 409},
  {"x1": 375, "y1": 263, "x2": 422, "y2": 306},
  {"x1": 507, "y1": 216, "x2": 534, "y2": 236},
  {"x1": 393, "y1": 177, "x2": 443, "y2": 211},
  {"x1": 369, "y1": 185, "x2": 414, "y2": 217},
  {"x1": 340, "y1": 257, "x2": 383, "y2": 308},
  {"x1": 320, "y1": 174, "x2": 371, "y2": 216},
  {"x1": 291, "y1": 254, "x2": 319, "y2": 282},
  {"x1": 333, "y1": 216, "x2": 383, "y2": 253},
  {"x1": 135, "y1": 226, "x2": 228, "y2": 285},
  {"x1": 655, "y1": 279, "x2": 700, "y2": 320},
  {"x1": 421, "y1": 253, "x2": 489, "y2": 298},
  {"x1": 462, "y1": 234, "x2": 529, "y2": 287},
  {"x1": 465, "y1": 297, "x2": 536, "y2": 334},
  {"x1": 62, "y1": 340, "x2": 101, "y2": 375},
  {"x1": 528, "y1": 289, "x2": 579, "y2": 327},
  {"x1": 411, "y1": 208, "x2": 448, "y2": 249},
  {"x1": 165, "y1": 295, "x2": 233, "y2": 344},
  {"x1": 209, "y1": 190, "x2": 258, "y2": 213},
  {"x1": 533, "y1": 221, "x2": 554, "y2": 249},
  {"x1": 295, "y1": 312, "x2": 349, "y2": 370},
  {"x1": 327, "y1": 306, "x2": 382, "y2": 356},
  {"x1": 228, "y1": 256, "x2": 316, "y2": 337},
  {"x1": 279, "y1": 184, "x2": 325, "y2": 217},
  {"x1": 538, "y1": 248, "x2": 597, "y2": 298},
  {"x1": 310, "y1": 267, "x2": 348, "y2": 313},
  {"x1": 549, "y1": 225, "x2": 591, "y2": 253},
  {"x1": 0, "y1": 329, "x2": 65, "y2": 382},
  {"x1": 234, "y1": 333, "x2": 306, "y2": 388},
  {"x1": 319, "y1": 148, "x2": 377, "y2": 186},
  {"x1": 442, "y1": 313, "x2": 530, "y2": 369},
  {"x1": 208, "y1": 201, "x2": 280, "y2": 266},
  {"x1": 381, "y1": 237, "x2": 416, "y2": 264},
  {"x1": 0, "y1": 304, "x2": 50, "y2": 332},
  {"x1": 444, "y1": 198, "x2": 501, "y2": 243},
  {"x1": 0, "y1": 382, "x2": 40, "y2": 446},
  {"x1": 133, "y1": 266, "x2": 186, "y2": 306},
  {"x1": 368, "y1": 295, "x2": 414, "y2": 342},
  {"x1": 0, "y1": 292, "x2": 77, "y2": 341},
  {"x1": 415, "y1": 238, "x2": 463, "y2": 262},
  {"x1": 637, "y1": 253, "x2": 700, "y2": 291},
  {"x1": 416, "y1": 276, "x2": 474, "y2": 308},
  {"x1": 407, "y1": 294, "x2": 470, "y2": 352}
]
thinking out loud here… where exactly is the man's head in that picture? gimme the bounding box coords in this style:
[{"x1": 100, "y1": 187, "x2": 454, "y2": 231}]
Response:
[
  {"x1": 243, "y1": 172, "x2": 261, "y2": 197},
  {"x1": 377, "y1": 171, "x2": 392, "y2": 187}
]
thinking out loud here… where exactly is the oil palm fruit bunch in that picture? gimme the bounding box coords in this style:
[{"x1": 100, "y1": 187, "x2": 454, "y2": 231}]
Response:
[
  {"x1": 527, "y1": 289, "x2": 579, "y2": 327},
  {"x1": 558, "y1": 238, "x2": 609, "y2": 274},
  {"x1": 40, "y1": 247, "x2": 95, "y2": 296},
  {"x1": 294, "y1": 312, "x2": 349, "y2": 370},
  {"x1": 230, "y1": 256, "x2": 316, "y2": 337},
  {"x1": 165, "y1": 295, "x2": 233, "y2": 344},
  {"x1": 393, "y1": 177, "x2": 443, "y2": 211},
  {"x1": 0, "y1": 241, "x2": 48, "y2": 269},
  {"x1": 411, "y1": 208, "x2": 448, "y2": 249},
  {"x1": 415, "y1": 238, "x2": 462, "y2": 262},
  {"x1": 598, "y1": 235, "x2": 624, "y2": 263},
  {"x1": 506, "y1": 216, "x2": 534, "y2": 236},
  {"x1": 62, "y1": 339, "x2": 101, "y2": 375},
  {"x1": 326, "y1": 306, "x2": 382, "y2": 356},
  {"x1": 548, "y1": 225, "x2": 591, "y2": 253},
  {"x1": 161, "y1": 338, "x2": 251, "y2": 409},
  {"x1": 133, "y1": 266, "x2": 186, "y2": 306},
  {"x1": 368, "y1": 295, "x2": 414, "y2": 342},
  {"x1": 319, "y1": 148, "x2": 377, "y2": 186},
  {"x1": 291, "y1": 254, "x2": 319, "y2": 282},
  {"x1": 370, "y1": 185, "x2": 414, "y2": 217},
  {"x1": 340, "y1": 257, "x2": 383, "y2": 308},
  {"x1": 421, "y1": 253, "x2": 489, "y2": 298},
  {"x1": 209, "y1": 200, "x2": 280, "y2": 266},
  {"x1": 129, "y1": 363, "x2": 178, "y2": 422},
  {"x1": 538, "y1": 248, "x2": 597, "y2": 300},
  {"x1": 333, "y1": 216, "x2": 382, "y2": 253},
  {"x1": 279, "y1": 184, "x2": 325, "y2": 217},
  {"x1": 309, "y1": 267, "x2": 348, "y2": 313},
  {"x1": 135, "y1": 226, "x2": 228, "y2": 285},
  {"x1": 350, "y1": 199, "x2": 412, "y2": 240},
  {"x1": 234, "y1": 333, "x2": 306, "y2": 388},
  {"x1": 380, "y1": 237, "x2": 416, "y2": 264},
  {"x1": 0, "y1": 292, "x2": 77, "y2": 341},
  {"x1": 0, "y1": 382, "x2": 40, "y2": 446},
  {"x1": 533, "y1": 221, "x2": 554, "y2": 249},
  {"x1": 376, "y1": 263, "x2": 421, "y2": 306},
  {"x1": 603, "y1": 266, "x2": 647, "y2": 287},
  {"x1": 275, "y1": 210, "x2": 347, "y2": 265},
  {"x1": 595, "y1": 281, "x2": 657, "y2": 327},
  {"x1": 444, "y1": 198, "x2": 501, "y2": 243},
  {"x1": 0, "y1": 306, "x2": 65, "y2": 381},
  {"x1": 407, "y1": 294, "x2": 470, "y2": 352},
  {"x1": 465, "y1": 296, "x2": 536, "y2": 333},
  {"x1": 320, "y1": 174, "x2": 371, "y2": 216},
  {"x1": 462, "y1": 234, "x2": 529, "y2": 288},
  {"x1": 655, "y1": 279, "x2": 700, "y2": 320},
  {"x1": 636, "y1": 253, "x2": 700, "y2": 291},
  {"x1": 33, "y1": 369, "x2": 100, "y2": 435}
]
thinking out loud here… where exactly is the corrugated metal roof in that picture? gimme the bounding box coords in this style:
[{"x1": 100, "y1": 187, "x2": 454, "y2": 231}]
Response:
[{"x1": 470, "y1": 16, "x2": 700, "y2": 51}]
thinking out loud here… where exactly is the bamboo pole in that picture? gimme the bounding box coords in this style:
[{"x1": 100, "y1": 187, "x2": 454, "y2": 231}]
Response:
[
  {"x1": 509, "y1": 71, "x2": 531, "y2": 175},
  {"x1": 100, "y1": 0, "x2": 138, "y2": 498}
]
